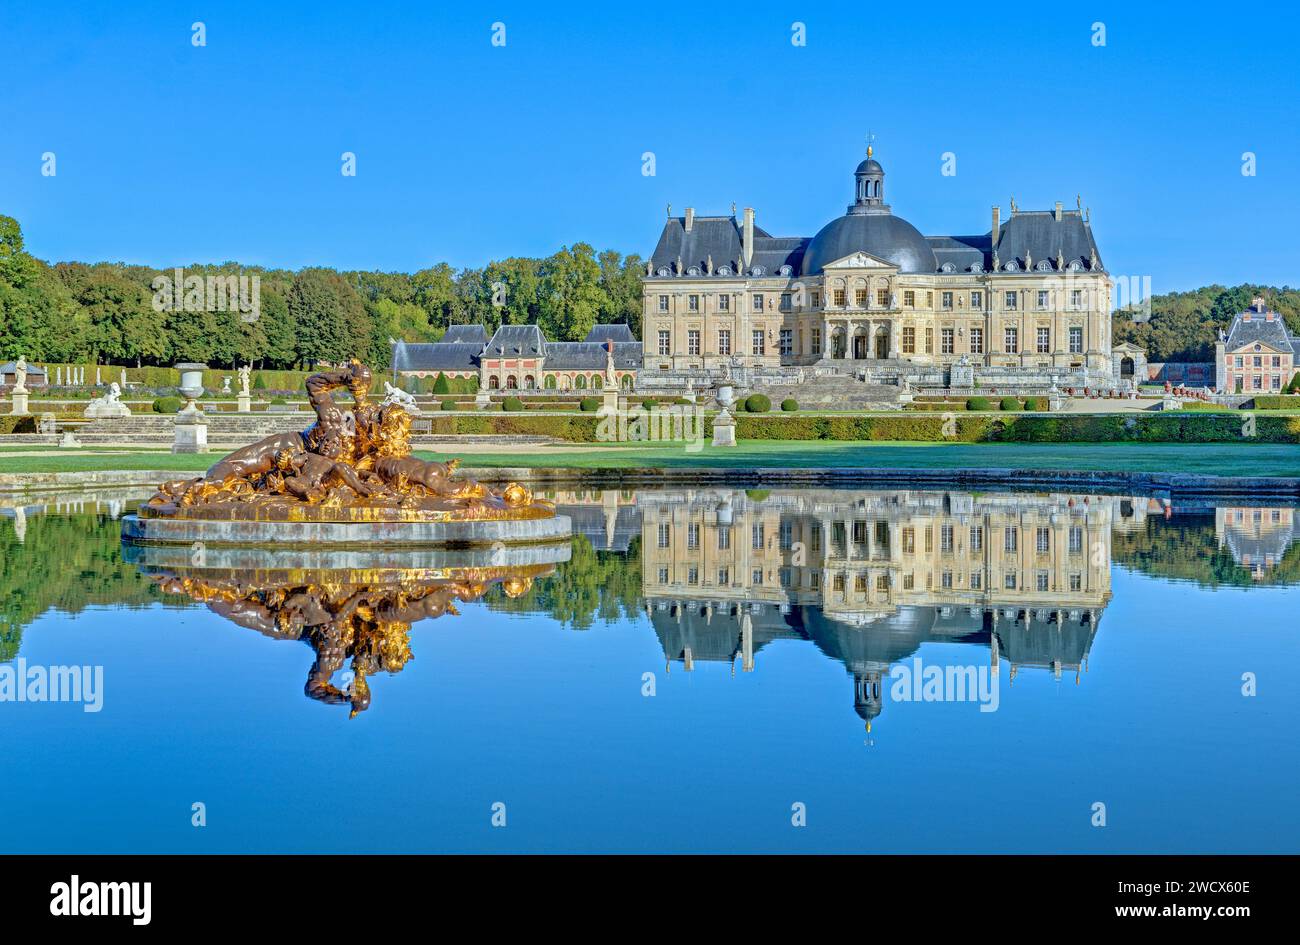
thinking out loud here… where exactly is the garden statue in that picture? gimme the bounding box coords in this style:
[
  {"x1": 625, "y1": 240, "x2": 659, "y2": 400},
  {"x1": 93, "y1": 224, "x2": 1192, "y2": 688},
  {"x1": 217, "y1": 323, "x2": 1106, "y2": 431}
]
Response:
[
  {"x1": 381, "y1": 381, "x2": 420, "y2": 413},
  {"x1": 84, "y1": 381, "x2": 132, "y2": 419}
]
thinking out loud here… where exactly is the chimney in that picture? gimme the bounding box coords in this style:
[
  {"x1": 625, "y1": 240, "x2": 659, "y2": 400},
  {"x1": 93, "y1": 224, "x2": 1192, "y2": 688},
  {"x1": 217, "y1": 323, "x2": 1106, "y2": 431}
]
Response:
[
  {"x1": 991, "y1": 206, "x2": 1000, "y2": 248},
  {"x1": 1055, "y1": 201, "x2": 1063, "y2": 222},
  {"x1": 684, "y1": 207, "x2": 694, "y2": 232},
  {"x1": 1252, "y1": 296, "x2": 1266, "y2": 312},
  {"x1": 742, "y1": 207, "x2": 754, "y2": 269}
]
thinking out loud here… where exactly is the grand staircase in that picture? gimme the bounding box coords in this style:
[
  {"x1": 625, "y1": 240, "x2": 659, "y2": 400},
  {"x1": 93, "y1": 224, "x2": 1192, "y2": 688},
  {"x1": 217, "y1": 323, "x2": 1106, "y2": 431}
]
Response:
[{"x1": 761, "y1": 370, "x2": 905, "y2": 410}]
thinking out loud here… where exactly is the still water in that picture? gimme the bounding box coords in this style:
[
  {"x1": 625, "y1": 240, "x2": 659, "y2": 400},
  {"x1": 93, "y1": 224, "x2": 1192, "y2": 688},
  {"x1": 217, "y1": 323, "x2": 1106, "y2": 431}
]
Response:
[{"x1": 1, "y1": 486, "x2": 1297, "y2": 853}]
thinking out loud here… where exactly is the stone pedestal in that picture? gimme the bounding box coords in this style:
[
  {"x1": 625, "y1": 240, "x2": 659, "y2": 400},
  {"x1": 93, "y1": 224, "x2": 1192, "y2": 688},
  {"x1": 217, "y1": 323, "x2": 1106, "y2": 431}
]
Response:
[
  {"x1": 10, "y1": 390, "x2": 29, "y2": 415},
  {"x1": 173, "y1": 413, "x2": 209, "y2": 453},
  {"x1": 711, "y1": 409, "x2": 736, "y2": 447},
  {"x1": 59, "y1": 430, "x2": 81, "y2": 449},
  {"x1": 237, "y1": 393, "x2": 252, "y2": 413},
  {"x1": 602, "y1": 389, "x2": 619, "y2": 412}
]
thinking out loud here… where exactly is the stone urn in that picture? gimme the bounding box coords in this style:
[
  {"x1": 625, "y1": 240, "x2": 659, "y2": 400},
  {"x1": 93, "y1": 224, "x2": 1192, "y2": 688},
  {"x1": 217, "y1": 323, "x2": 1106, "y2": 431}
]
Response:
[{"x1": 176, "y1": 363, "x2": 206, "y2": 416}]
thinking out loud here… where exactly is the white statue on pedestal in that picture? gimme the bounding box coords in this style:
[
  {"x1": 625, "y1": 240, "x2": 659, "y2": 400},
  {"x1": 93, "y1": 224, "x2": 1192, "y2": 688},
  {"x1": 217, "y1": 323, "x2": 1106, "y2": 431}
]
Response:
[
  {"x1": 13, "y1": 357, "x2": 28, "y2": 393},
  {"x1": 382, "y1": 381, "x2": 420, "y2": 413},
  {"x1": 84, "y1": 381, "x2": 132, "y2": 419},
  {"x1": 238, "y1": 365, "x2": 252, "y2": 396}
]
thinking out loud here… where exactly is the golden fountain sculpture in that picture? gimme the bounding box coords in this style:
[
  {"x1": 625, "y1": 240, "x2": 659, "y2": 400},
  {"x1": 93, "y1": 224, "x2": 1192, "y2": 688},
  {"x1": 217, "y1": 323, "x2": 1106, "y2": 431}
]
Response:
[{"x1": 127, "y1": 361, "x2": 567, "y2": 544}]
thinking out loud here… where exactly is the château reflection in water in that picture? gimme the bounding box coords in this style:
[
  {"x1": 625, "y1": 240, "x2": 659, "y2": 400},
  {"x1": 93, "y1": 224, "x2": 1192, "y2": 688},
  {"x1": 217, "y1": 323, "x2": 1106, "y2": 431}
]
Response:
[{"x1": 3, "y1": 485, "x2": 1300, "y2": 722}]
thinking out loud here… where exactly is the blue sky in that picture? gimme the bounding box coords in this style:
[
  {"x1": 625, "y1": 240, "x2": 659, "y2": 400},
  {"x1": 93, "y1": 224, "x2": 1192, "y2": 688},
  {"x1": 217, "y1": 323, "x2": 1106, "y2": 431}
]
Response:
[{"x1": 2, "y1": 1, "x2": 1296, "y2": 293}]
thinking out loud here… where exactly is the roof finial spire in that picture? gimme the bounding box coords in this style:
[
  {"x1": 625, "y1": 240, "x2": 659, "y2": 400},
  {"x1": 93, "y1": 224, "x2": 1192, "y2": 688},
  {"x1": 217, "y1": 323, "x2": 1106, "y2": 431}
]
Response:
[{"x1": 866, "y1": 130, "x2": 876, "y2": 159}]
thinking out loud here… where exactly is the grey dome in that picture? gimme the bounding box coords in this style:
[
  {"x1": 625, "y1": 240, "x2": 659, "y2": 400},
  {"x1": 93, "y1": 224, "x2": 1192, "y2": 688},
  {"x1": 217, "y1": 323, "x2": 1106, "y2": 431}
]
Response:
[
  {"x1": 855, "y1": 158, "x2": 883, "y2": 175},
  {"x1": 801, "y1": 212, "x2": 937, "y2": 275}
]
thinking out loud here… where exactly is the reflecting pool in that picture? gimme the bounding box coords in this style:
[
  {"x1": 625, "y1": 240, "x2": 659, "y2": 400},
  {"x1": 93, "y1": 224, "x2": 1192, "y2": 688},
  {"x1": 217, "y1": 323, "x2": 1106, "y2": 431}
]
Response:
[{"x1": 1, "y1": 485, "x2": 1297, "y2": 852}]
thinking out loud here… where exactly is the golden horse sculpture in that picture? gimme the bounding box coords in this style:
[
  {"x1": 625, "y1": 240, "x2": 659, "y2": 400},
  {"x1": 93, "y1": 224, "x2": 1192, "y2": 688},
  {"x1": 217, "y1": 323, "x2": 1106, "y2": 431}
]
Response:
[{"x1": 144, "y1": 360, "x2": 552, "y2": 523}]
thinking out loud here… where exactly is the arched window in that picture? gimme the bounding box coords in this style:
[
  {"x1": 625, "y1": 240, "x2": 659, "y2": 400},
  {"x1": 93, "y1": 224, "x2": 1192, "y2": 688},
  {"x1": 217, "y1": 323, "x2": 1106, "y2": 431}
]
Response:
[
  {"x1": 620, "y1": 374, "x2": 633, "y2": 390},
  {"x1": 592, "y1": 375, "x2": 603, "y2": 389},
  {"x1": 560, "y1": 375, "x2": 571, "y2": 390},
  {"x1": 488, "y1": 376, "x2": 499, "y2": 389},
  {"x1": 575, "y1": 374, "x2": 587, "y2": 389},
  {"x1": 544, "y1": 375, "x2": 557, "y2": 390},
  {"x1": 524, "y1": 375, "x2": 536, "y2": 390},
  {"x1": 506, "y1": 375, "x2": 518, "y2": 389}
]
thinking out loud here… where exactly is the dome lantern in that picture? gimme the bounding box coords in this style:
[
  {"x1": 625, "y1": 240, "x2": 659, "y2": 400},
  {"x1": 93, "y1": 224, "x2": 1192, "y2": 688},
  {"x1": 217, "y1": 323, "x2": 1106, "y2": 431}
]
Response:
[{"x1": 851, "y1": 144, "x2": 887, "y2": 214}]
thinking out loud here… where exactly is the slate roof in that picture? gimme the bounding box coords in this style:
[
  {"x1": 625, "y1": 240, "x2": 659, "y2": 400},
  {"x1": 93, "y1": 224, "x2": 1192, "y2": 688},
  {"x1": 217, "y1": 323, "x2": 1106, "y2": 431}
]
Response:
[
  {"x1": 545, "y1": 340, "x2": 642, "y2": 371},
  {"x1": 441, "y1": 324, "x2": 488, "y2": 345},
  {"x1": 0, "y1": 362, "x2": 47, "y2": 376},
  {"x1": 1224, "y1": 310, "x2": 1300, "y2": 355},
  {"x1": 484, "y1": 324, "x2": 546, "y2": 358},
  {"x1": 390, "y1": 339, "x2": 480, "y2": 373},
  {"x1": 584, "y1": 323, "x2": 636, "y2": 344},
  {"x1": 647, "y1": 159, "x2": 1104, "y2": 277}
]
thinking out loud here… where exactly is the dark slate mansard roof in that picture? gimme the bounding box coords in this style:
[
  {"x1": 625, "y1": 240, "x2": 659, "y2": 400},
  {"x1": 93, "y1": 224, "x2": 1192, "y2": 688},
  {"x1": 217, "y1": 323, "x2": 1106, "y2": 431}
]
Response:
[
  {"x1": 583, "y1": 323, "x2": 636, "y2": 344},
  {"x1": 390, "y1": 339, "x2": 481, "y2": 373},
  {"x1": 648, "y1": 215, "x2": 807, "y2": 278},
  {"x1": 484, "y1": 324, "x2": 546, "y2": 358},
  {"x1": 1223, "y1": 310, "x2": 1300, "y2": 356},
  {"x1": 441, "y1": 324, "x2": 489, "y2": 345}
]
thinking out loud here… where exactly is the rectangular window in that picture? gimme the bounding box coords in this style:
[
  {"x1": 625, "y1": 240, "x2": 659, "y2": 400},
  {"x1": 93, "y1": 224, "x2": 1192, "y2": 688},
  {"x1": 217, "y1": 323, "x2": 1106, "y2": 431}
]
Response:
[
  {"x1": 1005, "y1": 573, "x2": 1017, "y2": 590},
  {"x1": 752, "y1": 330, "x2": 765, "y2": 356},
  {"x1": 854, "y1": 288, "x2": 867, "y2": 307},
  {"x1": 1036, "y1": 527, "x2": 1050, "y2": 553},
  {"x1": 1068, "y1": 526, "x2": 1083, "y2": 554},
  {"x1": 688, "y1": 567, "x2": 698, "y2": 585},
  {"x1": 657, "y1": 330, "x2": 671, "y2": 356},
  {"x1": 969, "y1": 526, "x2": 983, "y2": 552},
  {"x1": 657, "y1": 567, "x2": 668, "y2": 584},
  {"x1": 1235, "y1": 356, "x2": 1244, "y2": 368},
  {"x1": 781, "y1": 292, "x2": 792, "y2": 310},
  {"x1": 1253, "y1": 375, "x2": 1263, "y2": 389},
  {"x1": 1070, "y1": 289, "x2": 1084, "y2": 309},
  {"x1": 779, "y1": 329, "x2": 793, "y2": 356},
  {"x1": 1037, "y1": 290, "x2": 1049, "y2": 309},
  {"x1": 1272, "y1": 356, "x2": 1282, "y2": 368},
  {"x1": 657, "y1": 294, "x2": 669, "y2": 313},
  {"x1": 925, "y1": 327, "x2": 934, "y2": 354},
  {"x1": 752, "y1": 568, "x2": 763, "y2": 586},
  {"x1": 752, "y1": 522, "x2": 764, "y2": 550},
  {"x1": 718, "y1": 294, "x2": 730, "y2": 312},
  {"x1": 718, "y1": 568, "x2": 729, "y2": 585},
  {"x1": 941, "y1": 328, "x2": 954, "y2": 354},
  {"x1": 904, "y1": 290, "x2": 916, "y2": 307},
  {"x1": 717, "y1": 527, "x2": 731, "y2": 551},
  {"x1": 753, "y1": 293, "x2": 764, "y2": 312},
  {"x1": 942, "y1": 291, "x2": 954, "y2": 309},
  {"x1": 1004, "y1": 291, "x2": 1018, "y2": 310},
  {"x1": 1037, "y1": 327, "x2": 1051, "y2": 353},
  {"x1": 902, "y1": 326, "x2": 916, "y2": 354},
  {"x1": 833, "y1": 289, "x2": 846, "y2": 306},
  {"x1": 1069, "y1": 326, "x2": 1083, "y2": 354},
  {"x1": 1004, "y1": 526, "x2": 1018, "y2": 553},
  {"x1": 811, "y1": 328, "x2": 821, "y2": 354},
  {"x1": 718, "y1": 329, "x2": 731, "y2": 356},
  {"x1": 970, "y1": 571, "x2": 982, "y2": 589},
  {"x1": 1005, "y1": 326, "x2": 1018, "y2": 354},
  {"x1": 940, "y1": 525, "x2": 954, "y2": 553},
  {"x1": 1273, "y1": 375, "x2": 1282, "y2": 389},
  {"x1": 877, "y1": 288, "x2": 889, "y2": 307},
  {"x1": 687, "y1": 329, "x2": 700, "y2": 356},
  {"x1": 657, "y1": 522, "x2": 670, "y2": 548},
  {"x1": 1036, "y1": 572, "x2": 1049, "y2": 592},
  {"x1": 687, "y1": 523, "x2": 699, "y2": 549},
  {"x1": 811, "y1": 291, "x2": 821, "y2": 307},
  {"x1": 1069, "y1": 573, "x2": 1081, "y2": 592},
  {"x1": 971, "y1": 291, "x2": 983, "y2": 310},
  {"x1": 969, "y1": 327, "x2": 983, "y2": 354},
  {"x1": 688, "y1": 294, "x2": 699, "y2": 312}
]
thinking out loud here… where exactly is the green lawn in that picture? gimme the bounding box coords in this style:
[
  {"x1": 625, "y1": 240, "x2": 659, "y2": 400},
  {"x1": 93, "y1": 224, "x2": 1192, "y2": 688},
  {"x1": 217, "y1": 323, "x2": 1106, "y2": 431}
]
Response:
[{"x1": 2, "y1": 441, "x2": 1298, "y2": 477}]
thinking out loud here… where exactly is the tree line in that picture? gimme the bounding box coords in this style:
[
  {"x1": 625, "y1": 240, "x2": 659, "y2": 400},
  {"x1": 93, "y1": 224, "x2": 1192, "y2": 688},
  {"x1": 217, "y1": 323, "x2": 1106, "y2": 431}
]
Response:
[
  {"x1": 0, "y1": 214, "x2": 645, "y2": 370},
  {"x1": 1113, "y1": 284, "x2": 1300, "y2": 363}
]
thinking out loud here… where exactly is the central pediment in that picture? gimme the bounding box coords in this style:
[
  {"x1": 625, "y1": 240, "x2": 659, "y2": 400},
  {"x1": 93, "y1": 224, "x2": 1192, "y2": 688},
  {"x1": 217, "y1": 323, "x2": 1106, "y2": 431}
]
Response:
[{"x1": 820, "y1": 251, "x2": 898, "y2": 270}]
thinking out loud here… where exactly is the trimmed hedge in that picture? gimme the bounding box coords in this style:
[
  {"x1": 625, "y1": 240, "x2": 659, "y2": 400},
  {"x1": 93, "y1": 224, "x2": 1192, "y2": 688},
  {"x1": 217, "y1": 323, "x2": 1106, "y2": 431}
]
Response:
[
  {"x1": 966, "y1": 396, "x2": 992, "y2": 411},
  {"x1": 579, "y1": 397, "x2": 602, "y2": 412},
  {"x1": 999, "y1": 397, "x2": 1021, "y2": 411},
  {"x1": 502, "y1": 396, "x2": 525, "y2": 412},
  {"x1": 745, "y1": 393, "x2": 772, "y2": 413},
  {"x1": 1252, "y1": 396, "x2": 1300, "y2": 410},
  {"x1": 731, "y1": 413, "x2": 1300, "y2": 443},
  {"x1": 781, "y1": 398, "x2": 799, "y2": 412},
  {"x1": 152, "y1": 396, "x2": 184, "y2": 414},
  {"x1": 441, "y1": 398, "x2": 458, "y2": 411}
]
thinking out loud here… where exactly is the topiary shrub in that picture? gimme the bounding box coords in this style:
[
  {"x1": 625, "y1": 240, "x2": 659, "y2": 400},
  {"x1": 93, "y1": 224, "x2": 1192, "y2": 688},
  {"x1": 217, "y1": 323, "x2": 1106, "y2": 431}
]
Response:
[
  {"x1": 781, "y1": 398, "x2": 799, "y2": 412},
  {"x1": 579, "y1": 397, "x2": 602, "y2": 412},
  {"x1": 432, "y1": 372, "x2": 451, "y2": 395},
  {"x1": 966, "y1": 396, "x2": 992, "y2": 411},
  {"x1": 745, "y1": 393, "x2": 771, "y2": 413},
  {"x1": 152, "y1": 396, "x2": 184, "y2": 414},
  {"x1": 641, "y1": 398, "x2": 659, "y2": 410},
  {"x1": 252, "y1": 372, "x2": 267, "y2": 391},
  {"x1": 502, "y1": 396, "x2": 525, "y2": 412},
  {"x1": 441, "y1": 398, "x2": 458, "y2": 411},
  {"x1": 999, "y1": 397, "x2": 1021, "y2": 411},
  {"x1": 1023, "y1": 396, "x2": 1045, "y2": 411}
]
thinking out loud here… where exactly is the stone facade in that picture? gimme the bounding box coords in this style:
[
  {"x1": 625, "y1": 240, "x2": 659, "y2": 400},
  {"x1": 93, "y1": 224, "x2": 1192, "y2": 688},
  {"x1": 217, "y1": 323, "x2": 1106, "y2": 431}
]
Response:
[{"x1": 641, "y1": 151, "x2": 1125, "y2": 393}]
